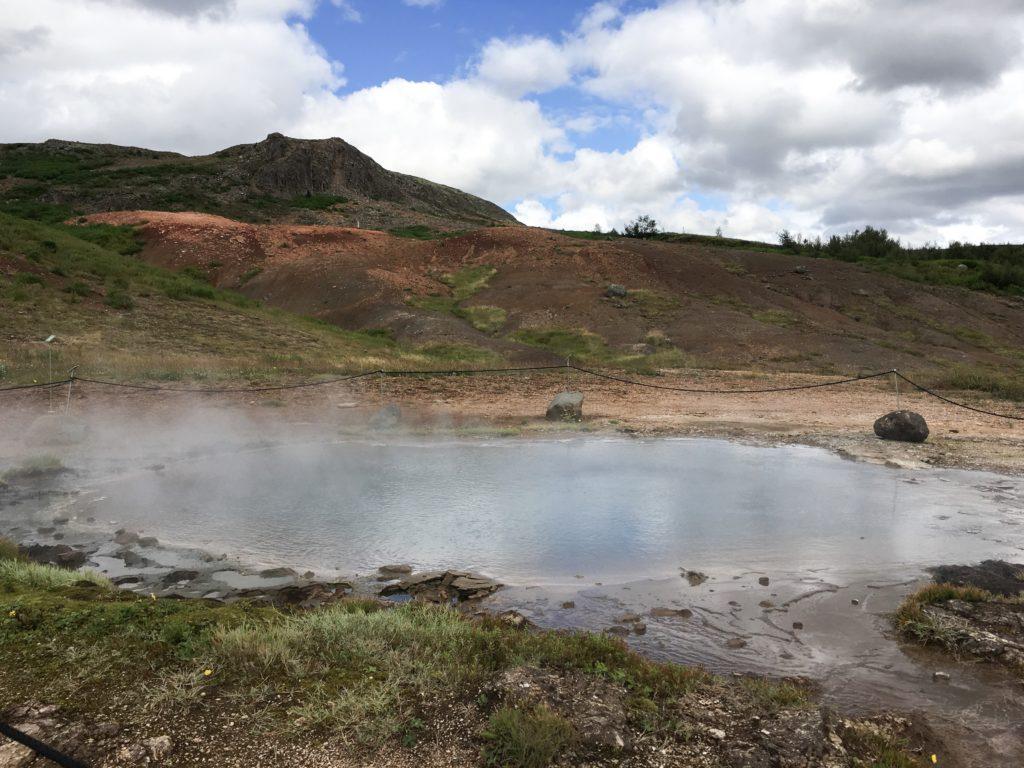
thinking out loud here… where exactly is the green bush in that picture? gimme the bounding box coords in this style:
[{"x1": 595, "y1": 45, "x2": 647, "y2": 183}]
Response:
[
  {"x1": 104, "y1": 289, "x2": 134, "y2": 310},
  {"x1": 481, "y1": 705, "x2": 575, "y2": 768}
]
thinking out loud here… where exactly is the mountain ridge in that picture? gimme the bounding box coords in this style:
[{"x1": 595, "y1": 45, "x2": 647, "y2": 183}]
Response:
[{"x1": 0, "y1": 133, "x2": 517, "y2": 232}]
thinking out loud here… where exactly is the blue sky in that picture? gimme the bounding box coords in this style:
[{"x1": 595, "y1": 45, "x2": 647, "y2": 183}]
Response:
[{"x1": 5, "y1": 0, "x2": 1024, "y2": 244}]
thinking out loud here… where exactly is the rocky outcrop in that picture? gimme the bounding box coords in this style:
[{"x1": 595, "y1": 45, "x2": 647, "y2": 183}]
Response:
[
  {"x1": 379, "y1": 569, "x2": 502, "y2": 602},
  {"x1": 873, "y1": 410, "x2": 929, "y2": 442},
  {"x1": 20, "y1": 544, "x2": 89, "y2": 569},
  {"x1": 546, "y1": 391, "x2": 584, "y2": 422}
]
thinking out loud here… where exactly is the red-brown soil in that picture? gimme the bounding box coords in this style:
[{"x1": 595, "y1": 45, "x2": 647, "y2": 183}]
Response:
[{"x1": 85, "y1": 211, "x2": 1024, "y2": 374}]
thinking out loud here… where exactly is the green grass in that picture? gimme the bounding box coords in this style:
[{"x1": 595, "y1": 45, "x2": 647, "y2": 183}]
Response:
[
  {"x1": 927, "y1": 365, "x2": 1024, "y2": 402},
  {"x1": 0, "y1": 212, "x2": 504, "y2": 384},
  {"x1": 894, "y1": 584, "x2": 1006, "y2": 652},
  {"x1": 751, "y1": 309, "x2": 799, "y2": 327},
  {"x1": 511, "y1": 326, "x2": 689, "y2": 374},
  {"x1": 388, "y1": 225, "x2": 465, "y2": 240},
  {"x1": 481, "y1": 705, "x2": 575, "y2": 768},
  {"x1": 407, "y1": 265, "x2": 506, "y2": 333},
  {"x1": 461, "y1": 305, "x2": 507, "y2": 334},
  {"x1": 1, "y1": 455, "x2": 65, "y2": 483},
  {"x1": 442, "y1": 265, "x2": 497, "y2": 300}
]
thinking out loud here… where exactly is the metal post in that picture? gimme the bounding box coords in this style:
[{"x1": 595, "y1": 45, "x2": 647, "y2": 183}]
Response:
[
  {"x1": 65, "y1": 366, "x2": 78, "y2": 415},
  {"x1": 893, "y1": 369, "x2": 900, "y2": 410},
  {"x1": 47, "y1": 345, "x2": 53, "y2": 413}
]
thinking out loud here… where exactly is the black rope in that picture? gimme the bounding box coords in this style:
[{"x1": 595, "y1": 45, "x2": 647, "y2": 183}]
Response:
[
  {"x1": 0, "y1": 379, "x2": 72, "y2": 392},
  {"x1": 895, "y1": 372, "x2": 1024, "y2": 421},
  {"x1": 2, "y1": 363, "x2": 1021, "y2": 422},
  {"x1": 0, "y1": 720, "x2": 89, "y2": 768},
  {"x1": 569, "y1": 365, "x2": 893, "y2": 393},
  {"x1": 72, "y1": 370, "x2": 381, "y2": 393}
]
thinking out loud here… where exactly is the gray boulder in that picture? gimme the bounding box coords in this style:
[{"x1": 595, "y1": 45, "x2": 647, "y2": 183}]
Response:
[
  {"x1": 604, "y1": 284, "x2": 627, "y2": 298},
  {"x1": 546, "y1": 391, "x2": 584, "y2": 422},
  {"x1": 873, "y1": 410, "x2": 929, "y2": 443}
]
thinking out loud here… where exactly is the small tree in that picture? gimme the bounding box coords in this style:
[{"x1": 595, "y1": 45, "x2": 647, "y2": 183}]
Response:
[
  {"x1": 778, "y1": 229, "x2": 801, "y2": 253},
  {"x1": 592, "y1": 223, "x2": 602, "y2": 234},
  {"x1": 623, "y1": 215, "x2": 659, "y2": 239}
]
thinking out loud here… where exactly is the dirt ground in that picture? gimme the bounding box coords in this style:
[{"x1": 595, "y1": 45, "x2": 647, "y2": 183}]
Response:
[{"x1": 3, "y1": 368, "x2": 1021, "y2": 475}]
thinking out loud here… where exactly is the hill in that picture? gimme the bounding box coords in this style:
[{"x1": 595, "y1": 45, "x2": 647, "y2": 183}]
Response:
[{"x1": 0, "y1": 133, "x2": 517, "y2": 232}]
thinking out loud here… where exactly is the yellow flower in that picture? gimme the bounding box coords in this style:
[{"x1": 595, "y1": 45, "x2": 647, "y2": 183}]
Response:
[
  {"x1": 203, "y1": 668, "x2": 214, "y2": 677},
  {"x1": 7, "y1": 610, "x2": 15, "y2": 618},
  {"x1": 150, "y1": 593, "x2": 157, "y2": 601},
  {"x1": 931, "y1": 756, "x2": 937, "y2": 765}
]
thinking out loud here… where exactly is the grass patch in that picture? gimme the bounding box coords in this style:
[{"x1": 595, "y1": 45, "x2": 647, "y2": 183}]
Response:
[
  {"x1": 511, "y1": 326, "x2": 689, "y2": 374},
  {"x1": 894, "y1": 584, "x2": 1000, "y2": 650},
  {"x1": 460, "y1": 305, "x2": 507, "y2": 334},
  {"x1": 751, "y1": 309, "x2": 799, "y2": 327},
  {"x1": 441, "y1": 265, "x2": 496, "y2": 300},
  {"x1": 1, "y1": 455, "x2": 65, "y2": 483},
  {"x1": 927, "y1": 365, "x2": 1024, "y2": 402},
  {"x1": 481, "y1": 705, "x2": 575, "y2": 768},
  {"x1": 388, "y1": 225, "x2": 464, "y2": 240}
]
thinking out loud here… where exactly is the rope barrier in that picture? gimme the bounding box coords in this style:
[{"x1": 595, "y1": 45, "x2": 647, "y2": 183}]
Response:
[
  {"x1": 895, "y1": 372, "x2": 1024, "y2": 422},
  {"x1": 1, "y1": 364, "x2": 1021, "y2": 421},
  {"x1": 568, "y1": 366, "x2": 894, "y2": 394},
  {"x1": 0, "y1": 720, "x2": 89, "y2": 768}
]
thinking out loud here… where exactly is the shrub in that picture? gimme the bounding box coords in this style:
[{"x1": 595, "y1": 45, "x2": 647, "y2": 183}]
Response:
[
  {"x1": 481, "y1": 705, "x2": 575, "y2": 768},
  {"x1": 104, "y1": 289, "x2": 134, "y2": 310},
  {"x1": 623, "y1": 215, "x2": 659, "y2": 239}
]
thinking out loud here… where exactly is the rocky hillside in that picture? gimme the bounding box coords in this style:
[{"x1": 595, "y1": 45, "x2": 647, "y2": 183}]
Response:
[{"x1": 0, "y1": 133, "x2": 517, "y2": 232}]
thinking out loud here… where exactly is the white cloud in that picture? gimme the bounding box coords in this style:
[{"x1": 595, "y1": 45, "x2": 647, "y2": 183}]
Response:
[
  {"x1": 3, "y1": 0, "x2": 1024, "y2": 243},
  {"x1": 329, "y1": 0, "x2": 361, "y2": 23},
  {"x1": 402, "y1": 0, "x2": 442, "y2": 7},
  {"x1": 475, "y1": 36, "x2": 573, "y2": 97}
]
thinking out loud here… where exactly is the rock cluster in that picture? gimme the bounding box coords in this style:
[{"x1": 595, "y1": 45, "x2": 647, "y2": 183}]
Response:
[{"x1": 379, "y1": 569, "x2": 502, "y2": 602}]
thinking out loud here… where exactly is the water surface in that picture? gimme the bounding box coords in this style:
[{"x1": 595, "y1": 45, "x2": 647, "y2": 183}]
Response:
[{"x1": 78, "y1": 437, "x2": 1024, "y2": 581}]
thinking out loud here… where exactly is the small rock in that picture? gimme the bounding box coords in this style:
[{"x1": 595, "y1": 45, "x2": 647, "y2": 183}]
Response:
[
  {"x1": 52, "y1": 516, "x2": 69, "y2": 526},
  {"x1": 851, "y1": 598, "x2": 860, "y2": 605},
  {"x1": 725, "y1": 638, "x2": 748, "y2": 649},
  {"x1": 113, "y1": 529, "x2": 140, "y2": 546},
  {"x1": 933, "y1": 671, "x2": 951, "y2": 682},
  {"x1": 605, "y1": 625, "x2": 631, "y2": 636},
  {"x1": 650, "y1": 607, "x2": 693, "y2": 619},
  {"x1": 758, "y1": 600, "x2": 774, "y2": 608},
  {"x1": 138, "y1": 536, "x2": 159, "y2": 548},
  {"x1": 0, "y1": 723, "x2": 42, "y2": 767},
  {"x1": 632, "y1": 622, "x2": 647, "y2": 635},
  {"x1": 758, "y1": 576, "x2": 770, "y2": 586},
  {"x1": 682, "y1": 569, "x2": 708, "y2": 586},
  {"x1": 161, "y1": 569, "x2": 199, "y2": 586},
  {"x1": 561, "y1": 601, "x2": 575, "y2": 609},
  {"x1": 792, "y1": 621, "x2": 804, "y2": 630},
  {"x1": 707, "y1": 727, "x2": 726, "y2": 740},
  {"x1": 378, "y1": 563, "x2": 413, "y2": 575},
  {"x1": 794, "y1": 265, "x2": 808, "y2": 275},
  {"x1": 259, "y1": 567, "x2": 297, "y2": 579},
  {"x1": 144, "y1": 734, "x2": 173, "y2": 760},
  {"x1": 302, "y1": 570, "x2": 315, "y2": 580},
  {"x1": 36, "y1": 526, "x2": 56, "y2": 535},
  {"x1": 604, "y1": 284, "x2": 628, "y2": 298},
  {"x1": 615, "y1": 612, "x2": 641, "y2": 623},
  {"x1": 546, "y1": 391, "x2": 584, "y2": 422},
  {"x1": 112, "y1": 575, "x2": 143, "y2": 585}
]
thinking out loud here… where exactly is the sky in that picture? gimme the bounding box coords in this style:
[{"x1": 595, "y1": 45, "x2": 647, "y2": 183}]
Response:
[{"x1": 2, "y1": 0, "x2": 1024, "y2": 245}]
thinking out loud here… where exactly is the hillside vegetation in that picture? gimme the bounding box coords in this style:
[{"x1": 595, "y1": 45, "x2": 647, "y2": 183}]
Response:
[{"x1": 0, "y1": 212, "x2": 498, "y2": 386}]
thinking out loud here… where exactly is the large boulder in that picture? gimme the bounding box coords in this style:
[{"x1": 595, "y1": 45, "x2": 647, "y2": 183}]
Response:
[
  {"x1": 873, "y1": 410, "x2": 929, "y2": 443},
  {"x1": 546, "y1": 391, "x2": 584, "y2": 422}
]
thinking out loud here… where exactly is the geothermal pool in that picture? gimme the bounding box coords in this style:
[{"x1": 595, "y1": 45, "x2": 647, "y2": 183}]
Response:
[{"x1": 75, "y1": 437, "x2": 1024, "y2": 581}]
